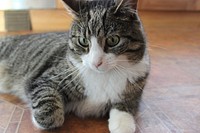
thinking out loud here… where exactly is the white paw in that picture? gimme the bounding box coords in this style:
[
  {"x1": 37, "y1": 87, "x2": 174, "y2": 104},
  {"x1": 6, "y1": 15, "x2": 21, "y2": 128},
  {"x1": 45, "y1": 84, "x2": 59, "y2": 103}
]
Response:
[{"x1": 108, "y1": 109, "x2": 136, "y2": 133}]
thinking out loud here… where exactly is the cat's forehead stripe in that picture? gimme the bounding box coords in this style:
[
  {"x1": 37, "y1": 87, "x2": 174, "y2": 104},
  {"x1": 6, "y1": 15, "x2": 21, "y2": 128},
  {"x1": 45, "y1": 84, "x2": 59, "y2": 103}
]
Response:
[{"x1": 88, "y1": 8, "x2": 107, "y2": 36}]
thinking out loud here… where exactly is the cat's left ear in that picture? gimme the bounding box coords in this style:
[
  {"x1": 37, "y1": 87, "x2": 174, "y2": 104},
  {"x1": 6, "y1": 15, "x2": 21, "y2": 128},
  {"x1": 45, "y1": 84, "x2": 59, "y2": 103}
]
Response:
[
  {"x1": 61, "y1": 0, "x2": 82, "y2": 18},
  {"x1": 114, "y1": 0, "x2": 138, "y2": 13}
]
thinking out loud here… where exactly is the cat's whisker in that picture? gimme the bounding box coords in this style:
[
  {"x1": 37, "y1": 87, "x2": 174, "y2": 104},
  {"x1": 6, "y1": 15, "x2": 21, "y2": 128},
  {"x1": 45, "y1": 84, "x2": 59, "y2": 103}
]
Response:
[
  {"x1": 117, "y1": 64, "x2": 135, "y2": 72},
  {"x1": 116, "y1": 65, "x2": 144, "y2": 91},
  {"x1": 107, "y1": 61, "x2": 116, "y2": 67},
  {"x1": 62, "y1": 66, "x2": 86, "y2": 90},
  {"x1": 132, "y1": 81, "x2": 144, "y2": 91},
  {"x1": 113, "y1": 67, "x2": 125, "y2": 79},
  {"x1": 58, "y1": 69, "x2": 81, "y2": 91},
  {"x1": 115, "y1": 66, "x2": 143, "y2": 92},
  {"x1": 49, "y1": 70, "x2": 68, "y2": 80},
  {"x1": 116, "y1": 60, "x2": 130, "y2": 62},
  {"x1": 114, "y1": 66, "x2": 127, "y2": 79},
  {"x1": 58, "y1": 67, "x2": 80, "y2": 86},
  {"x1": 49, "y1": 67, "x2": 77, "y2": 80}
]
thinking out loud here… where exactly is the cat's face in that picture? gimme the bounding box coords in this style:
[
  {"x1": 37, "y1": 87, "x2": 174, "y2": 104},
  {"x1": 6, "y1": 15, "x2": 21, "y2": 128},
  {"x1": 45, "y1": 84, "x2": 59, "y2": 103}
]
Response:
[{"x1": 64, "y1": 0, "x2": 146, "y2": 73}]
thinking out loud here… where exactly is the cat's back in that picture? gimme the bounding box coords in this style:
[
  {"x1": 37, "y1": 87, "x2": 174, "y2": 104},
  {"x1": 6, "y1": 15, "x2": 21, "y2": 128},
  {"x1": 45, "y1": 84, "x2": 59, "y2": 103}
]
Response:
[
  {"x1": 0, "y1": 32, "x2": 69, "y2": 77},
  {"x1": 0, "y1": 32, "x2": 69, "y2": 60},
  {"x1": 0, "y1": 32, "x2": 70, "y2": 97}
]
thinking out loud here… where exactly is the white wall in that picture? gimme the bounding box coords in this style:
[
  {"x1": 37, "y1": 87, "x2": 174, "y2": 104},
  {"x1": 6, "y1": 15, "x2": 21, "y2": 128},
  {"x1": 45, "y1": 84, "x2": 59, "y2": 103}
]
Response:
[{"x1": 0, "y1": 0, "x2": 56, "y2": 10}]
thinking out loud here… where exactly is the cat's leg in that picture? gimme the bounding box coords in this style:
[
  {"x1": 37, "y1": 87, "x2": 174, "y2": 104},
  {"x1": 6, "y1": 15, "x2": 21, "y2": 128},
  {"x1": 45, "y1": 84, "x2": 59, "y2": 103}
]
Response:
[
  {"x1": 108, "y1": 80, "x2": 145, "y2": 133},
  {"x1": 27, "y1": 84, "x2": 65, "y2": 129}
]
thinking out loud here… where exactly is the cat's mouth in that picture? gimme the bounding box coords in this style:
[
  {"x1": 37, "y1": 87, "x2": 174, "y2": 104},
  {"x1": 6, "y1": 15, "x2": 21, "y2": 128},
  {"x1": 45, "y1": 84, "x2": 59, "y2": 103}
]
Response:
[
  {"x1": 89, "y1": 64, "x2": 113, "y2": 74},
  {"x1": 95, "y1": 68, "x2": 109, "y2": 74}
]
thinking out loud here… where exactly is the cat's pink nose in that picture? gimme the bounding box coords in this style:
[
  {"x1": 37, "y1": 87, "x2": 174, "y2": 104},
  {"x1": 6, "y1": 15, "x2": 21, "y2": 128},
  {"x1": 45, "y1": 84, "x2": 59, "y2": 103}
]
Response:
[
  {"x1": 95, "y1": 61, "x2": 103, "y2": 68},
  {"x1": 94, "y1": 58, "x2": 103, "y2": 68}
]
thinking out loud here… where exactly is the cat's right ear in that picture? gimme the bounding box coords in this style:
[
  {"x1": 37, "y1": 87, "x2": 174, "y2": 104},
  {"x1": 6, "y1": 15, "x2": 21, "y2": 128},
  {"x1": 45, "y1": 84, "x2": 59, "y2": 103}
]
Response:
[
  {"x1": 114, "y1": 0, "x2": 138, "y2": 13},
  {"x1": 61, "y1": 0, "x2": 81, "y2": 18}
]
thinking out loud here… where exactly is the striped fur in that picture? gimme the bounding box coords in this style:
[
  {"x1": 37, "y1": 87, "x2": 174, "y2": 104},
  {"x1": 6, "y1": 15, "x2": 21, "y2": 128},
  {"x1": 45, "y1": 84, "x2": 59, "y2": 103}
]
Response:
[{"x1": 0, "y1": 0, "x2": 150, "y2": 132}]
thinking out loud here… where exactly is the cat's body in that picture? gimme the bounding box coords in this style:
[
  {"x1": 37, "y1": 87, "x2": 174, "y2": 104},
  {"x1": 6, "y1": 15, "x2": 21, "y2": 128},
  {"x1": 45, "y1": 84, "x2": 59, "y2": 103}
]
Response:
[
  {"x1": 0, "y1": 0, "x2": 150, "y2": 133},
  {"x1": 0, "y1": 33, "x2": 69, "y2": 100}
]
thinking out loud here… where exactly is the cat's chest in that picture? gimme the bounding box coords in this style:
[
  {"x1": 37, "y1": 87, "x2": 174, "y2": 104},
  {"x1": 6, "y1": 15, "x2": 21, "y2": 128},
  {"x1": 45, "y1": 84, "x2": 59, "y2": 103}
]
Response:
[
  {"x1": 82, "y1": 70, "x2": 128, "y2": 104},
  {"x1": 64, "y1": 55, "x2": 149, "y2": 117},
  {"x1": 65, "y1": 70, "x2": 129, "y2": 117}
]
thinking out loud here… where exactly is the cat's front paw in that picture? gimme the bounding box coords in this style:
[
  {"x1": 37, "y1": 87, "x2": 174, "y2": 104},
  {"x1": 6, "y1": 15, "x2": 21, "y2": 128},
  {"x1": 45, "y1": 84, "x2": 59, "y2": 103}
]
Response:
[
  {"x1": 31, "y1": 108, "x2": 65, "y2": 129},
  {"x1": 108, "y1": 109, "x2": 136, "y2": 133}
]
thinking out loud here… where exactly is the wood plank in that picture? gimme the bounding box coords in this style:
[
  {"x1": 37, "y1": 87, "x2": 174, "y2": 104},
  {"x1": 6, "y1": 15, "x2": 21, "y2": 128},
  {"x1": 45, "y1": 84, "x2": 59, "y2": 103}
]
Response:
[
  {"x1": 139, "y1": 0, "x2": 200, "y2": 11},
  {"x1": 139, "y1": 11, "x2": 200, "y2": 29},
  {"x1": 195, "y1": 0, "x2": 200, "y2": 10},
  {"x1": 57, "y1": 0, "x2": 200, "y2": 11}
]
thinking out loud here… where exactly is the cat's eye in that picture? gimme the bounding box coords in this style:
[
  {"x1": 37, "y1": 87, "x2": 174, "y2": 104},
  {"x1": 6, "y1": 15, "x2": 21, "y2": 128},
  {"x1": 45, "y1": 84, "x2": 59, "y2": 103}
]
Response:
[
  {"x1": 78, "y1": 37, "x2": 89, "y2": 47},
  {"x1": 106, "y1": 35, "x2": 120, "y2": 47}
]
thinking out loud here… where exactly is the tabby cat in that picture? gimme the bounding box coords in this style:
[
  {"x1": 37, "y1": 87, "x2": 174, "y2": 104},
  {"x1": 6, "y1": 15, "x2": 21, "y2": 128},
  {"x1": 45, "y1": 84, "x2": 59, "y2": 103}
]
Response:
[{"x1": 0, "y1": 0, "x2": 150, "y2": 132}]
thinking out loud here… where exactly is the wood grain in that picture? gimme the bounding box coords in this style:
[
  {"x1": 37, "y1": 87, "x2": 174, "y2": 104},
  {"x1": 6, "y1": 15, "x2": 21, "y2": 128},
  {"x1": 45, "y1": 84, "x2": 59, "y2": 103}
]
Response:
[
  {"x1": 56, "y1": 0, "x2": 200, "y2": 11},
  {"x1": 139, "y1": 0, "x2": 200, "y2": 10}
]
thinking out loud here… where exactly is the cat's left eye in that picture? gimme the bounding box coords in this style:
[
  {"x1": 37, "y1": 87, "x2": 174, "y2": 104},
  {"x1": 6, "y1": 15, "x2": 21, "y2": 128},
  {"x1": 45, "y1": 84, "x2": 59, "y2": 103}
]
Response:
[
  {"x1": 106, "y1": 35, "x2": 120, "y2": 47},
  {"x1": 78, "y1": 37, "x2": 89, "y2": 47}
]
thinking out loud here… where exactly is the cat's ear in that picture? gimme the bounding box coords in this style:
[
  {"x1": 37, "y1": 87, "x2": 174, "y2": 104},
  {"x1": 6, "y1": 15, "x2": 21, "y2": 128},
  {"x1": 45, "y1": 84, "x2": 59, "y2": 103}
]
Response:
[
  {"x1": 114, "y1": 0, "x2": 138, "y2": 13},
  {"x1": 61, "y1": 0, "x2": 82, "y2": 18}
]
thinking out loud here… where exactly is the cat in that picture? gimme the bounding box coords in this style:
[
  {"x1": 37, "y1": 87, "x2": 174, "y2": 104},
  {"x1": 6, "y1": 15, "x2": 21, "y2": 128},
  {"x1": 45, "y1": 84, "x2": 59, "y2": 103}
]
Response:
[{"x1": 0, "y1": 0, "x2": 150, "y2": 133}]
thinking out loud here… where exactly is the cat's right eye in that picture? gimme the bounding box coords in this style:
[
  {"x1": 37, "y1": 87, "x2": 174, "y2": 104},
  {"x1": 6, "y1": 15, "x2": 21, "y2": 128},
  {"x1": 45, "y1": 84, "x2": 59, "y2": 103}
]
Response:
[
  {"x1": 78, "y1": 37, "x2": 89, "y2": 47},
  {"x1": 71, "y1": 37, "x2": 89, "y2": 48}
]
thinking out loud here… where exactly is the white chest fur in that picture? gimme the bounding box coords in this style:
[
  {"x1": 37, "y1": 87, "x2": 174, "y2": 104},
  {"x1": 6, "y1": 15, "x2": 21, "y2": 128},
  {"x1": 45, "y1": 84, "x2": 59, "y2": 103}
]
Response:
[
  {"x1": 65, "y1": 69, "x2": 127, "y2": 117},
  {"x1": 83, "y1": 69, "x2": 127, "y2": 103},
  {"x1": 65, "y1": 55, "x2": 149, "y2": 117}
]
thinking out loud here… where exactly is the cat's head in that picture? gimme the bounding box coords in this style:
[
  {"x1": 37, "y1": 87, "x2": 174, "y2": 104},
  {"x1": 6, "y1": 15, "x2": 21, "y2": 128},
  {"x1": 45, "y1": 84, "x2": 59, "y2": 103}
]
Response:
[{"x1": 63, "y1": 0, "x2": 146, "y2": 73}]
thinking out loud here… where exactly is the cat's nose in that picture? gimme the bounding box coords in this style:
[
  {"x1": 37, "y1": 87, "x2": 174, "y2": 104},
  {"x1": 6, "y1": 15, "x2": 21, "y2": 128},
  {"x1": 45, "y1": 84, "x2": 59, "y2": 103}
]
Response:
[
  {"x1": 95, "y1": 61, "x2": 103, "y2": 68},
  {"x1": 94, "y1": 59, "x2": 103, "y2": 68}
]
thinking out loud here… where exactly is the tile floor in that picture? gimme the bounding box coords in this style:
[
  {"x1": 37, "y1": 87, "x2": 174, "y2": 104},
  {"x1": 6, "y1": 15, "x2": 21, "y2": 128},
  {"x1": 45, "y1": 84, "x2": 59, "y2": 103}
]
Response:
[{"x1": 0, "y1": 11, "x2": 200, "y2": 133}]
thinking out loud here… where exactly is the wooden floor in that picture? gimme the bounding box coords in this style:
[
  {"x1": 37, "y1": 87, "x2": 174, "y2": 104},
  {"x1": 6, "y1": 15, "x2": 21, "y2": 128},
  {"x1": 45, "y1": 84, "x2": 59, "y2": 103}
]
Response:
[{"x1": 0, "y1": 11, "x2": 200, "y2": 133}]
